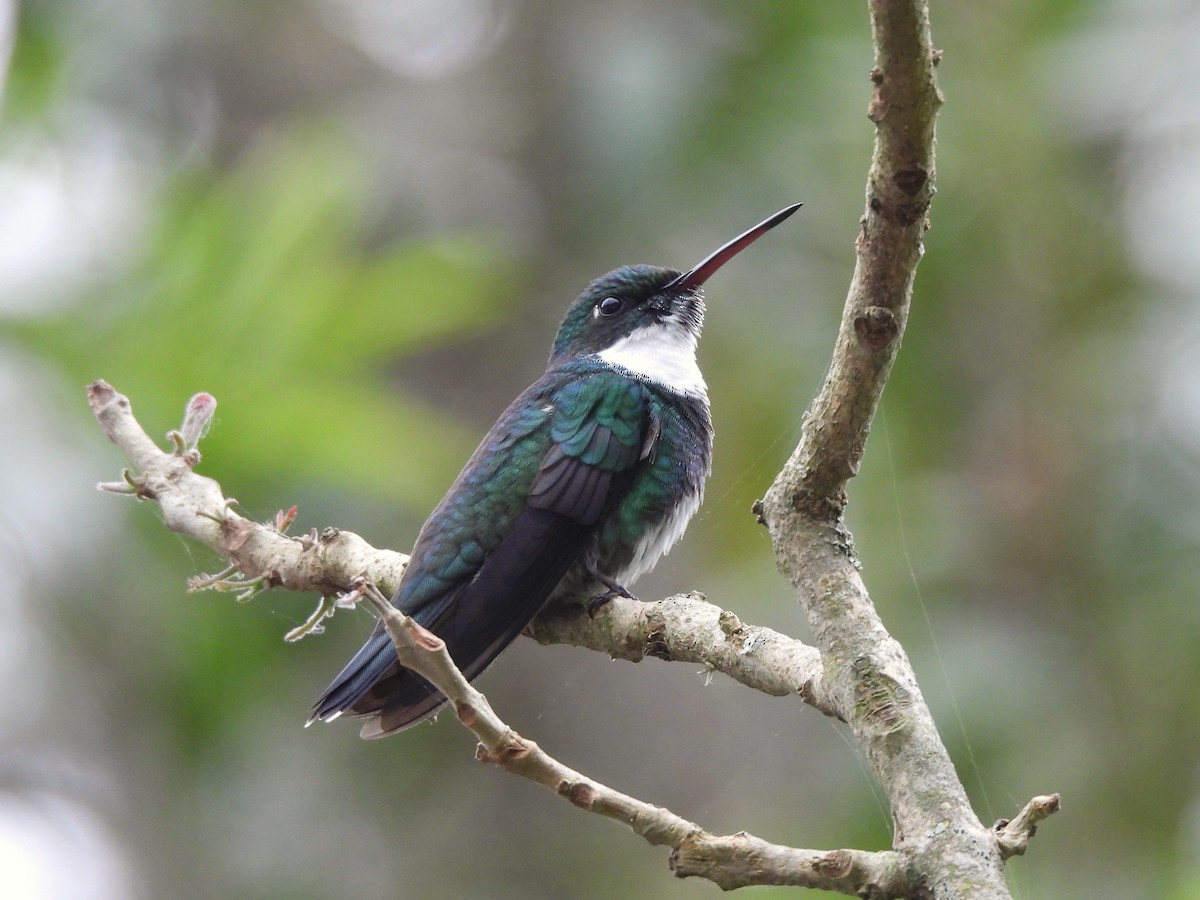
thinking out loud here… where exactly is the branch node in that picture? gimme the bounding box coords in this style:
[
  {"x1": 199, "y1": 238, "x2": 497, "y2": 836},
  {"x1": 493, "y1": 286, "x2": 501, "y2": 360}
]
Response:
[
  {"x1": 455, "y1": 700, "x2": 477, "y2": 728},
  {"x1": 815, "y1": 848, "x2": 852, "y2": 877},
  {"x1": 98, "y1": 467, "x2": 155, "y2": 498},
  {"x1": 643, "y1": 618, "x2": 671, "y2": 660},
  {"x1": 476, "y1": 733, "x2": 535, "y2": 767},
  {"x1": 994, "y1": 793, "x2": 1061, "y2": 859},
  {"x1": 295, "y1": 527, "x2": 320, "y2": 550},
  {"x1": 717, "y1": 609, "x2": 744, "y2": 636},
  {"x1": 177, "y1": 391, "x2": 217, "y2": 454},
  {"x1": 274, "y1": 505, "x2": 298, "y2": 534},
  {"x1": 892, "y1": 167, "x2": 929, "y2": 197},
  {"x1": 853, "y1": 306, "x2": 901, "y2": 353},
  {"x1": 557, "y1": 780, "x2": 597, "y2": 810},
  {"x1": 852, "y1": 655, "x2": 912, "y2": 735}
]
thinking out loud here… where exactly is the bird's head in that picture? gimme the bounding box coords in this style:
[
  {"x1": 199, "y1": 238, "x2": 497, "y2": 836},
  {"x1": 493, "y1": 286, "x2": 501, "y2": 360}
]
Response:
[{"x1": 549, "y1": 203, "x2": 802, "y2": 368}]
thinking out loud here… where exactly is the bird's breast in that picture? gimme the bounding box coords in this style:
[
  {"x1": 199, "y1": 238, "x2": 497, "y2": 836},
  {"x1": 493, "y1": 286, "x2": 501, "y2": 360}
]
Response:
[
  {"x1": 612, "y1": 483, "x2": 705, "y2": 586},
  {"x1": 597, "y1": 389, "x2": 712, "y2": 587}
]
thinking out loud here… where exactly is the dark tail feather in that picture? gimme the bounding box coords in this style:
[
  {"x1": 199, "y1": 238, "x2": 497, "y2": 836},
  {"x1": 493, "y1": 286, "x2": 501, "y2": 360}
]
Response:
[
  {"x1": 308, "y1": 629, "x2": 396, "y2": 723},
  {"x1": 310, "y1": 507, "x2": 588, "y2": 738}
]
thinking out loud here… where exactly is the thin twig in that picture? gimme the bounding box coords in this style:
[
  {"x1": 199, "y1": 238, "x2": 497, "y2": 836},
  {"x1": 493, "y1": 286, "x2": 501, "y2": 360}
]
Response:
[
  {"x1": 355, "y1": 579, "x2": 908, "y2": 895},
  {"x1": 994, "y1": 794, "x2": 1062, "y2": 860},
  {"x1": 89, "y1": 378, "x2": 409, "y2": 599}
]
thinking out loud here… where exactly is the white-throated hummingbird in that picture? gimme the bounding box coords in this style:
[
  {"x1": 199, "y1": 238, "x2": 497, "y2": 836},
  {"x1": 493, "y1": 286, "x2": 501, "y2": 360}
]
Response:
[{"x1": 310, "y1": 203, "x2": 801, "y2": 738}]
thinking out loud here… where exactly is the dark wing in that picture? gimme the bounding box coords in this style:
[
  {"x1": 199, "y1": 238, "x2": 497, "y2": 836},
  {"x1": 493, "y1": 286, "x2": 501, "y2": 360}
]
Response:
[{"x1": 309, "y1": 370, "x2": 652, "y2": 738}]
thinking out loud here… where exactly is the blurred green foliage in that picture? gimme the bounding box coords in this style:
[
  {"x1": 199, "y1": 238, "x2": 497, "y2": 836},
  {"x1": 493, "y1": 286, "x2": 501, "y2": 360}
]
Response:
[
  {"x1": 0, "y1": 1, "x2": 1196, "y2": 899},
  {"x1": 8, "y1": 128, "x2": 508, "y2": 510}
]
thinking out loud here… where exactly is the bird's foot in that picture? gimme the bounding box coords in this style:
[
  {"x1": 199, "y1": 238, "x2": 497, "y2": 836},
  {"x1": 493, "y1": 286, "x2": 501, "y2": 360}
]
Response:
[{"x1": 586, "y1": 575, "x2": 638, "y2": 617}]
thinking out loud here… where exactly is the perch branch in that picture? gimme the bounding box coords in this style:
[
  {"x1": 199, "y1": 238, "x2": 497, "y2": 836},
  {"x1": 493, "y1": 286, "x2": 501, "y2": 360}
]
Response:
[
  {"x1": 349, "y1": 579, "x2": 909, "y2": 896},
  {"x1": 87, "y1": 379, "x2": 829, "y2": 707},
  {"x1": 88, "y1": 381, "x2": 899, "y2": 891},
  {"x1": 529, "y1": 593, "x2": 835, "y2": 717},
  {"x1": 89, "y1": 378, "x2": 1058, "y2": 896}
]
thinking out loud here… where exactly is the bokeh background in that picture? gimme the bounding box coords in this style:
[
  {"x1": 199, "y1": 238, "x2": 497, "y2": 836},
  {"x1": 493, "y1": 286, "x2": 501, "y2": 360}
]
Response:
[{"x1": 1, "y1": 1, "x2": 1197, "y2": 897}]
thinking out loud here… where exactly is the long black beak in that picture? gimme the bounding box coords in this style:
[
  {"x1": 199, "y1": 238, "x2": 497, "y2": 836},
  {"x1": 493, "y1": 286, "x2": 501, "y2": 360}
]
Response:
[{"x1": 665, "y1": 202, "x2": 803, "y2": 293}]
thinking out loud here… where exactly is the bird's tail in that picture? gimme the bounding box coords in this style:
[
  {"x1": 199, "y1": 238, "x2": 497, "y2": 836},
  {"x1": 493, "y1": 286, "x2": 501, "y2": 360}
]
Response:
[{"x1": 309, "y1": 507, "x2": 587, "y2": 738}]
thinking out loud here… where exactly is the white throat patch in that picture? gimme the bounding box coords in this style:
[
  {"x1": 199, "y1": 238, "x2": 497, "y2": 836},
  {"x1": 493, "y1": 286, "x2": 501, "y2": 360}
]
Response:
[{"x1": 598, "y1": 324, "x2": 707, "y2": 396}]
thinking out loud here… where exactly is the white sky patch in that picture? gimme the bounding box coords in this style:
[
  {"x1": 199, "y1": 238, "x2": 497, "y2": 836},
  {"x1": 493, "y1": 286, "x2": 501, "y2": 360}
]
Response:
[
  {"x1": 317, "y1": 0, "x2": 512, "y2": 79},
  {"x1": 0, "y1": 114, "x2": 150, "y2": 314},
  {"x1": 0, "y1": 1, "x2": 15, "y2": 103},
  {"x1": 1046, "y1": 1, "x2": 1200, "y2": 457},
  {"x1": 0, "y1": 793, "x2": 134, "y2": 900},
  {"x1": 1047, "y1": 0, "x2": 1200, "y2": 294}
]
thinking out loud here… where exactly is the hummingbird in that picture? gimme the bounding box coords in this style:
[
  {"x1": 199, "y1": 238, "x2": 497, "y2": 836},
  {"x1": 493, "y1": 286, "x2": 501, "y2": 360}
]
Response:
[{"x1": 310, "y1": 203, "x2": 801, "y2": 738}]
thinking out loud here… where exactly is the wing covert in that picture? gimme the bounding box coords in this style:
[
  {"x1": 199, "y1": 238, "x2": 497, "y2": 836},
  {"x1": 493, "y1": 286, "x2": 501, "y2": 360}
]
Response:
[{"x1": 528, "y1": 373, "x2": 651, "y2": 526}]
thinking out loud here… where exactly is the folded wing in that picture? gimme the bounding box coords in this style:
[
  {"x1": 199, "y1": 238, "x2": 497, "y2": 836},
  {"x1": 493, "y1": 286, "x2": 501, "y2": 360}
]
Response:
[{"x1": 309, "y1": 371, "x2": 654, "y2": 738}]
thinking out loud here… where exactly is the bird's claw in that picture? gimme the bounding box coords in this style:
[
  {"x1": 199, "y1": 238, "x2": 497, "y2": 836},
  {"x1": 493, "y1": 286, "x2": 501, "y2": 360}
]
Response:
[{"x1": 587, "y1": 578, "x2": 638, "y2": 617}]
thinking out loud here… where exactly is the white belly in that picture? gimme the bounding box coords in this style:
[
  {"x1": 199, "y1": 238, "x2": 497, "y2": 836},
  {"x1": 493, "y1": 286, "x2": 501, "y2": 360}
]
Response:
[{"x1": 614, "y1": 485, "x2": 704, "y2": 586}]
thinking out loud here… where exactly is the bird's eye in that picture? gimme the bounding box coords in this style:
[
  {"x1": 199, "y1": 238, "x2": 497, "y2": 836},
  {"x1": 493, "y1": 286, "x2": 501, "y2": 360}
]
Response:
[{"x1": 597, "y1": 296, "x2": 623, "y2": 317}]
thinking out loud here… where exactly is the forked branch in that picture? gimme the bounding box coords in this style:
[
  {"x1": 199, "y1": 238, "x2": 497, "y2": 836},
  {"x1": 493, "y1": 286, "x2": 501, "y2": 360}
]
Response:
[{"x1": 86, "y1": 0, "x2": 1062, "y2": 894}]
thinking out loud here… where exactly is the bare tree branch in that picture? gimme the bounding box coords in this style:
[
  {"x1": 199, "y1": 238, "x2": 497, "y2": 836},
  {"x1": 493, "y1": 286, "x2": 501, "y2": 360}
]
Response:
[
  {"x1": 89, "y1": 381, "x2": 409, "y2": 601},
  {"x1": 528, "y1": 593, "x2": 837, "y2": 717},
  {"x1": 90, "y1": 379, "x2": 901, "y2": 893},
  {"x1": 87, "y1": 1, "x2": 1062, "y2": 894},
  {"x1": 87, "y1": 365, "x2": 1058, "y2": 897},
  {"x1": 755, "y1": 2, "x2": 1057, "y2": 897},
  {"x1": 330, "y1": 579, "x2": 910, "y2": 896},
  {"x1": 87, "y1": 379, "x2": 828, "y2": 703},
  {"x1": 671, "y1": 834, "x2": 906, "y2": 895}
]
